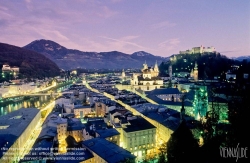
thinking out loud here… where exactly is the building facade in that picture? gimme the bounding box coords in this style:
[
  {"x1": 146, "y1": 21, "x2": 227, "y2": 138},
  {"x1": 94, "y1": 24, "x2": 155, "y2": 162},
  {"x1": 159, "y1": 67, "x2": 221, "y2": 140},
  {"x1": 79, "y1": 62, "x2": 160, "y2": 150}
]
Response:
[{"x1": 129, "y1": 62, "x2": 163, "y2": 91}]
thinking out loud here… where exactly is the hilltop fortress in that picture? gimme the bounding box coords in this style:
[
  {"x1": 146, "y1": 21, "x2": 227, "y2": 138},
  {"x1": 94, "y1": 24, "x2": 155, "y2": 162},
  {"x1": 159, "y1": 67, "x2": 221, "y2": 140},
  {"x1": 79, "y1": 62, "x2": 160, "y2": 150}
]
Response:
[{"x1": 179, "y1": 45, "x2": 216, "y2": 54}]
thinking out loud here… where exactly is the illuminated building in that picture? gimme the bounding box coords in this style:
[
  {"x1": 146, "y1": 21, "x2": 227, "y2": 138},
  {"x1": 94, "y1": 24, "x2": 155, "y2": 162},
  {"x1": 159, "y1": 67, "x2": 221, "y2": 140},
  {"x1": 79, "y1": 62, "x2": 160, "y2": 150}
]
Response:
[
  {"x1": 116, "y1": 62, "x2": 163, "y2": 91},
  {"x1": 56, "y1": 118, "x2": 85, "y2": 153},
  {"x1": 108, "y1": 110, "x2": 156, "y2": 159},
  {"x1": 57, "y1": 121, "x2": 68, "y2": 153},
  {"x1": 0, "y1": 108, "x2": 41, "y2": 163},
  {"x1": 121, "y1": 117, "x2": 156, "y2": 158},
  {"x1": 2, "y1": 64, "x2": 19, "y2": 73},
  {"x1": 130, "y1": 61, "x2": 163, "y2": 91},
  {"x1": 179, "y1": 45, "x2": 216, "y2": 54},
  {"x1": 74, "y1": 105, "x2": 92, "y2": 118},
  {"x1": 94, "y1": 102, "x2": 108, "y2": 117}
]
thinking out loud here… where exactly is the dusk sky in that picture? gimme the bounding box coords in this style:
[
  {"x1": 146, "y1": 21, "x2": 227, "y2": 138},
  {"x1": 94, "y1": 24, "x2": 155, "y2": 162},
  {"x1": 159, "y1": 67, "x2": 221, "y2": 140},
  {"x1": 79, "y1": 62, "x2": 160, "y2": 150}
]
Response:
[{"x1": 0, "y1": 0, "x2": 249, "y2": 58}]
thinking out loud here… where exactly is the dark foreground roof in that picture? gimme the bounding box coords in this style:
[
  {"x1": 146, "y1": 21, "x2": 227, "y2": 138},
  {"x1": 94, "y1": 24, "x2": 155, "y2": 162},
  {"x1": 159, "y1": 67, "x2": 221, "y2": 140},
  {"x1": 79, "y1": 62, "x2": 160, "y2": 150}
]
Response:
[
  {"x1": 82, "y1": 138, "x2": 135, "y2": 163},
  {"x1": 123, "y1": 117, "x2": 156, "y2": 132}
]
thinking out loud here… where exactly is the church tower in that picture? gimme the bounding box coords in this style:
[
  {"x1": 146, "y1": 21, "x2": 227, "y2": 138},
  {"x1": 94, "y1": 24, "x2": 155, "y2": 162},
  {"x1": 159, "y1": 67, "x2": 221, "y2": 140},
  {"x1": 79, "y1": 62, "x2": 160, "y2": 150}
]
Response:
[
  {"x1": 142, "y1": 61, "x2": 148, "y2": 72},
  {"x1": 121, "y1": 69, "x2": 125, "y2": 78},
  {"x1": 153, "y1": 61, "x2": 159, "y2": 77},
  {"x1": 194, "y1": 62, "x2": 198, "y2": 81},
  {"x1": 190, "y1": 69, "x2": 194, "y2": 78}
]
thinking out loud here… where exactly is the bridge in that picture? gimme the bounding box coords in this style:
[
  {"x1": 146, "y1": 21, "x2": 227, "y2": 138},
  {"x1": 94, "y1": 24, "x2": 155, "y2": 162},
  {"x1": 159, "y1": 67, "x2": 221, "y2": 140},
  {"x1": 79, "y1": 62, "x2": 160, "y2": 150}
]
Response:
[{"x1": 23, "y1": 92, "x2": 62, "y2": 96}]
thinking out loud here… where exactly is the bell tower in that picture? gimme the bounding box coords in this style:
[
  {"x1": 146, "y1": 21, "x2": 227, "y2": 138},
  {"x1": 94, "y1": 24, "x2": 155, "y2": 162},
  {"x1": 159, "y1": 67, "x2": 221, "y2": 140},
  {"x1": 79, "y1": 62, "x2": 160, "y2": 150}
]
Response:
[
  {"x1": 194, "y1": 62, "x2": 198, "y2": 82},
  {"x1": 153, "y1": 60, "x2": 159, "y2": 77}
]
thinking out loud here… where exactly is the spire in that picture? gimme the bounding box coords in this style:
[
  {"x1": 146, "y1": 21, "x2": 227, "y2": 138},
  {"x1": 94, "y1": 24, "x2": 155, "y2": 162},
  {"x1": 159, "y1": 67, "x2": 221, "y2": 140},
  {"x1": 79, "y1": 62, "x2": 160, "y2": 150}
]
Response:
[
  {"x1": 194, "y1": 62, "x2": 198, "y2": 81},
  {"x1": 154, "y1": 60, "x2": 159, "y2": 72},
  {"x1": 122, "y1": 69, "x2": 125, "y2": 78},
  {"x1": 143, "y1": 61, "x2": 148, "y2": 70}
]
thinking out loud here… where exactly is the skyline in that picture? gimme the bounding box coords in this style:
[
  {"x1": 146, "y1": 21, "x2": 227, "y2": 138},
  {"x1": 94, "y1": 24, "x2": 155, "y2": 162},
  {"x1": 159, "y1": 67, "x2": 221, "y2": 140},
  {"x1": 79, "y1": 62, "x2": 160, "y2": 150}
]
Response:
[{"x1": 0, "y1": 0, "x2": 250, "y2": 58}]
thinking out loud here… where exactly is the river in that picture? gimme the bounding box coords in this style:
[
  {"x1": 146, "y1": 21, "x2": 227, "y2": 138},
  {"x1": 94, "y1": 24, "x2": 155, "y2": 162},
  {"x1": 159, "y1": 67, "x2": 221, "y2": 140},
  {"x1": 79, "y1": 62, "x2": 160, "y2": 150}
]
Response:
[{"x1": 0, "y1": 84, "x2": 71, "y2": 116}]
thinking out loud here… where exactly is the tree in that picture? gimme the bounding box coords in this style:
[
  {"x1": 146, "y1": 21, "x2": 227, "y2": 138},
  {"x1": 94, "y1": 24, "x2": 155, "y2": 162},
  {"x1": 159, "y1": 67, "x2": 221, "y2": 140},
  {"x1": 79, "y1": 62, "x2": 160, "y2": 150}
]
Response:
[
  {"x1": 167, "y1": 121, "x2": 199, "y2": 163},
  {"x1": 158, "y1": 153, "x2": 166, "y2": 163},
  {"x1": 226, "y1": 82, "x2": 249, "y2": 148},
  {"x1": 119, "y1": 158, "x2": 135, "y2": 163},
  {"x1": 199, "y1": 81, "x2": 250, "y2": 162}
]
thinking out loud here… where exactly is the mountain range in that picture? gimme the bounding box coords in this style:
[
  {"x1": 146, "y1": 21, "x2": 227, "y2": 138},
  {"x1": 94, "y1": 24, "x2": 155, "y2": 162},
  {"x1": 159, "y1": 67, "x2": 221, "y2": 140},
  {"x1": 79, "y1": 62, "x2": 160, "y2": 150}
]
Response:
[
  {"x1": 23, "y1": 39, "x2": 169, "y2": 70},
  {"x1": 231, "y1": 56, "x2": 250, "y2": 61}
]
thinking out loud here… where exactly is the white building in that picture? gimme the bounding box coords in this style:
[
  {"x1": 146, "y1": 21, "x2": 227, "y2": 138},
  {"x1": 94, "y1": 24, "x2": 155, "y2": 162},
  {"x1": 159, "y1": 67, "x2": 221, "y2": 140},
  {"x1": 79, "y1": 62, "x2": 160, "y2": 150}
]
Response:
[
  {"x1": 73, "y1": 105, "x2": 92, "y2": 118},
  {"x1": 121, "y1": 117, "x2": 157, "y2": 158},
  {"x1": 2, "y1": 64, "x2": 19, "y2": 74},
  {"x1": 116, "y1": 62, "x2": 163, "y2": 91},
  {"x1": 180, "y1": 45, "x2": 216, "y2": 54}
]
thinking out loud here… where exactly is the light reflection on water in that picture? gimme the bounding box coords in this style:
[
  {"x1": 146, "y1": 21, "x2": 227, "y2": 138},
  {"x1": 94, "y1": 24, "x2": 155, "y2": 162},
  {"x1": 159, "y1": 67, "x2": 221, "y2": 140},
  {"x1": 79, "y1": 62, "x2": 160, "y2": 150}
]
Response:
[
  {"x1": 0, "y1": 85, "x2": 70, "y2": 116},
  {"x1": 0, "y1": 95, "x2": 50, "y2": 116}
]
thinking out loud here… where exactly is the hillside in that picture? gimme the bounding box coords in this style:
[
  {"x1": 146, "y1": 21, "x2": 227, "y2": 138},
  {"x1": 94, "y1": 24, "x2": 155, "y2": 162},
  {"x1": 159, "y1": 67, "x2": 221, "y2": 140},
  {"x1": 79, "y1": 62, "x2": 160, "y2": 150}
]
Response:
[
  {"x1": 0, "y1": 42, "x2": 60, "y2": 79},
  {"x1": 159, "y1": 52, "x2": 245, "y2": 80},
  {"x1": 23, "y1": 39, "x2": 169, "y2": 70}
]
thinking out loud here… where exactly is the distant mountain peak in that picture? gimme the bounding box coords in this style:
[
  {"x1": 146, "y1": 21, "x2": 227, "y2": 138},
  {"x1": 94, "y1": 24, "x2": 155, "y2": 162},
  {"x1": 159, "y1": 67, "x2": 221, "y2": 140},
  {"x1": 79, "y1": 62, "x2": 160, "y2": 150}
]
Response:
[
  {"x1": 25, "y1": 39, "x2": 66, "y2": 50},
  {"x1": 232, "y1": 55, "x2": 250, "y2": 61},
  {"x1": 132, "y1": 51, "x2": 153, "y2": 56}
]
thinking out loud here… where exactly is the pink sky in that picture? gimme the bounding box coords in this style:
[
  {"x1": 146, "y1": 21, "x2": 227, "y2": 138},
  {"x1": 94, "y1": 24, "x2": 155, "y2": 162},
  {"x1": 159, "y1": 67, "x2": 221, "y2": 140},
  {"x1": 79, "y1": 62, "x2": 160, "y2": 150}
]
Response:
[{"x1": 0, "y1": 0, "x2": 249, "y2": 58}]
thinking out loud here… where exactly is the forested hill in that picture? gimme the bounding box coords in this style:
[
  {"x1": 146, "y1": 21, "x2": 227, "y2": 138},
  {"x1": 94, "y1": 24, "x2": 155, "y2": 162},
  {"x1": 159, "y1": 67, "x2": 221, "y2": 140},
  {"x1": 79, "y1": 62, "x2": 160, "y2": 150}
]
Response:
[
  {"x1": 159, "y1": 52, "x2": 250, "y2": 81},
  {"x1": 0, "y1": 42, "x2": 60, "y2": 79}
]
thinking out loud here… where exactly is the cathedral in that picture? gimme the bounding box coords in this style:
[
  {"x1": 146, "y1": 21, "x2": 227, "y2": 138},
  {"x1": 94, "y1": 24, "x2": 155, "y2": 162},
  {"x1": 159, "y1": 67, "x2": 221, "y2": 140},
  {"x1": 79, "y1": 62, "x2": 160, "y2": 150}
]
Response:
[{"x1": 130, "y1": 61, "x2": 163, "y2": 91}]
